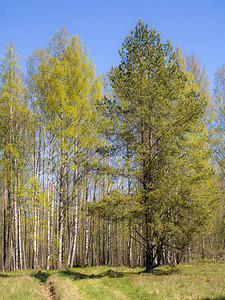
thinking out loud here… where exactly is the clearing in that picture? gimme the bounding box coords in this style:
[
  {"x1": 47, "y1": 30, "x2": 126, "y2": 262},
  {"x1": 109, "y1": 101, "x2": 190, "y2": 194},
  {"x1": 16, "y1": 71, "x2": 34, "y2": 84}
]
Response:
[{"x1": 0, "y1": 261, "x2": 225, "y2": 299}]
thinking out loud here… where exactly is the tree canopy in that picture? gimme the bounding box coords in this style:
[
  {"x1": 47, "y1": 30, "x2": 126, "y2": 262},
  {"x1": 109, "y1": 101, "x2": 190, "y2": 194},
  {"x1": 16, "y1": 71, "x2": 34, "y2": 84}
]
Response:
[{"x1": 0, "y1": 21, "x2": 223, "y2": 273}]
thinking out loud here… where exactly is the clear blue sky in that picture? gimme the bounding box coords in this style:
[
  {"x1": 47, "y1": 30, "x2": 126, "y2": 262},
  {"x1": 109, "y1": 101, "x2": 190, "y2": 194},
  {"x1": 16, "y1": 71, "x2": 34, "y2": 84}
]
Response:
[{"x1": 1, "y1": 0, "x2": 225, "y2": 89}]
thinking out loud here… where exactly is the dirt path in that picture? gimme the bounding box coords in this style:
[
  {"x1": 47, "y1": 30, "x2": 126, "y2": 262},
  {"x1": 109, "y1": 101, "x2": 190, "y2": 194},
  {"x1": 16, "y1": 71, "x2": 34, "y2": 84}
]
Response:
[{"x1": 42, "y1": 281, "x2": 58, "y2": 300}]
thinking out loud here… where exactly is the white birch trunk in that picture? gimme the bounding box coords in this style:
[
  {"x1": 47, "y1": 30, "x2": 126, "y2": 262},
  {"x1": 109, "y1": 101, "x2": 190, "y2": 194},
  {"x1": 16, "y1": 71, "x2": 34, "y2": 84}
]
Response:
[
  {"x1": 85, "y1": 215, "x2": 89, "y2": 266},
  {"x1": 85, "y1": 174, "x2": 89, "y2": 266},
  {"x1": 58, "y1": 147, "x2": 65, "y2": 269},
  {"x1": 33, "y1": 203, "x2": 37, "y2": 269},
  {"x1": 10, "y1": 233, "x2": 15, "y2": 270},
  {"x1": 69, "y1": 202, "x2": 78, "y2": 268},
  {"x1": 46, "y1": 139, "x2": 51, "y2": 270},
  {"x1": 58, "y1": 199, "x2": 64, "y2": 269},
  {"x1": 18, "y1": 205, "x2": 22, "y2": 269},
  {"x1": 107, "y1": 219, "x2": 111, "y2": 265},
  {"x1": 129, "y1": 229, "x2": 132, "y2": 267},
  {"x1": 14, "y1": 194, "x2": 18, "y2": 270}
]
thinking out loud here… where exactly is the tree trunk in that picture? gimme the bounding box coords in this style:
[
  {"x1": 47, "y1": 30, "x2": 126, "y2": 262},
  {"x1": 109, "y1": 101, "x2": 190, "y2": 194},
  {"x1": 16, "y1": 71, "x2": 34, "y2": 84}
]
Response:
[
  {"x1": 46, "y1": 141, "x2": 51, "y2": 270},
  {"x1": 145, "y1": 246, "x2": 154, "y2": 273},
  {"x1": 107, "y1": 219, "x2": 111, "y2": 265},
  {"x1": 23, "y1": 209, "x2": 27, "y2": 270},
  {"x1": 85, "y1": 176, "x2": 89, "y2": 266},
  {"x1": 33, "y1": 203, "x2": 38, "y2": 269},
  {"x1": 2, "y1": 162, "x2": 7, "y2": 272},
  {"x1": 58, "y1": 199, "x2": 64, "y2": 269},
  {"x1": 14, "y1": 190, "x2": 18, "y2": 270},
  {"x1": 58, "y1": 148, "x2": 66, "y2": 269}
]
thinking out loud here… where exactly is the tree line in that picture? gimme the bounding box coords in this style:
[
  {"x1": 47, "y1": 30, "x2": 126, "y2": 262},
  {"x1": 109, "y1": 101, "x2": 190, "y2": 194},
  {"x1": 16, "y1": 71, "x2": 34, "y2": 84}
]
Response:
[{"x1": 0, "y1": 20, "x2": 225, "y2": 273}]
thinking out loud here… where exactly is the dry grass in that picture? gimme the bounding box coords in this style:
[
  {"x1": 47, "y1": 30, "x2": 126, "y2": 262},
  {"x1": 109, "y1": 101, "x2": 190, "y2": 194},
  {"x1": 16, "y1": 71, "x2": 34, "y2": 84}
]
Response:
[
  {"x1": 0, "y1": 262, "x2": 225, "y2": 299},
  {"x1": 0, "y1": 271, "x2": 46, "y2": 300}
]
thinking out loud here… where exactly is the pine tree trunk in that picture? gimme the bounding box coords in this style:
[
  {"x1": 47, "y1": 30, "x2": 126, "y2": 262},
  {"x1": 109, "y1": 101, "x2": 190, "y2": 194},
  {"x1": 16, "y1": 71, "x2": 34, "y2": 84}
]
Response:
[{"x1": 145, "y1": 245, "x2": 154, "y2": 273}]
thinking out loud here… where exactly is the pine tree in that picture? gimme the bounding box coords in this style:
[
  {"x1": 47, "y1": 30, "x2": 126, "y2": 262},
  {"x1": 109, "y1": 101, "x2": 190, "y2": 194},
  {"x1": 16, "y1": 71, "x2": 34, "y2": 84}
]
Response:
[{"x1": 109, "y1": 20, "x2": 213, "y2": 272}]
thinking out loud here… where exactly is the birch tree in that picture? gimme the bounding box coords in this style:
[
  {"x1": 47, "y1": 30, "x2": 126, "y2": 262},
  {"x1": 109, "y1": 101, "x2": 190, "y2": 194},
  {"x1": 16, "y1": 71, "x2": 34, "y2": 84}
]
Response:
[
  {"x1": 0, "y1": 42, "x2": 30, "y2": 271},
  {"x1": 27, "y1": 27, "x2": 102, "y2": 269}
]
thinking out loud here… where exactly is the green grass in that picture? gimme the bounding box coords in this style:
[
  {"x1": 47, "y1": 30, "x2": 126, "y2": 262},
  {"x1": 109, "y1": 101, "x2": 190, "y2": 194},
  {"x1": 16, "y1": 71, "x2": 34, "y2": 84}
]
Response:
[
  {"x1": 50, "y1": 263, "x2": 225, "y2": 300},
  {"x1": 0, "y1": 262, "x2": 225, "y2": 299},
  {"x1": 0, "y1": 270, "x2": 46, "y2": 300}
]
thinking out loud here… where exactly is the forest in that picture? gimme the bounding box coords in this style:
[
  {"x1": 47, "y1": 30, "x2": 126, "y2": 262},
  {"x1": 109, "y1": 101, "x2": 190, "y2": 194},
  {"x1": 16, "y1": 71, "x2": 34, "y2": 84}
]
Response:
[{"x1": 0, "y1": 20, "x2": 225, "y2": 274}]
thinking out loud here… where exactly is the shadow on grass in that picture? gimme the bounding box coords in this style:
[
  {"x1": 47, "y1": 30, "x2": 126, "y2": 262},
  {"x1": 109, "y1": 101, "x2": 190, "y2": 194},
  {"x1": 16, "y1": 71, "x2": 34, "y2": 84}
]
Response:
[
  {"x1": 0, "y1": 273, "x2": 23, "y2": 278},
  {"x1": 32, "y1": 266, "x2": 181, "y2": 284},
  {"x1": 59, "y1": 269, "x2": 124, "y2": 281},
  {"x1": 31, "y1": 270, "x2": 51, "y2": 283},
  {"x1": 153, "y1": 267, "x2": 181, "y2": 276},
  {"x1": 202, "y1": 297, "x2": 225, "y2": 300},
  {"x1": 59, "y1": 267, "x2": 180, "y2": 281},
  {"x1": 0, "y1": 274, "x2": 18, "y2": 278}
]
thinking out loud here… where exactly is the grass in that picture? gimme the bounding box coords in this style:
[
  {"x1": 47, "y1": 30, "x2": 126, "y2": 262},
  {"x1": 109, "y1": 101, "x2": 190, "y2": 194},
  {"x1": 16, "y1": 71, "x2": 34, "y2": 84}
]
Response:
[
  {"x1": 0, "y1": 262, "x2": 225, "y2": 299},
  {"x1": 0, "y1": 270, "x2": 46, "y2": 300}
]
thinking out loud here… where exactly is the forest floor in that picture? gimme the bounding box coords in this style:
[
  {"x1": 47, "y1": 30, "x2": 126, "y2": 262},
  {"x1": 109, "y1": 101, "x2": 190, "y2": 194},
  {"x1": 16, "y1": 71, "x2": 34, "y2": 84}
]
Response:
[{"x1": 0, "y1": 261, "x2": 225, "y2": 299}]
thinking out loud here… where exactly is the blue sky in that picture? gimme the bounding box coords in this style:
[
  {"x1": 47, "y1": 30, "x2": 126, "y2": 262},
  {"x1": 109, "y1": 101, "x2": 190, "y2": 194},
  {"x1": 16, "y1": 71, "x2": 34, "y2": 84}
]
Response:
[{"x1": 1, "y1": 0, "x2": 225, "y2": 89}]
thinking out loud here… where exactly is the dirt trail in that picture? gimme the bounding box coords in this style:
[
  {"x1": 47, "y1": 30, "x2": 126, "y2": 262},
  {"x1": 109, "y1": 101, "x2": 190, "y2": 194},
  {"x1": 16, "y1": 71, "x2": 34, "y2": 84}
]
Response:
[{"x1": 42, "y1": 281, "x2": 58, "y2": 300}]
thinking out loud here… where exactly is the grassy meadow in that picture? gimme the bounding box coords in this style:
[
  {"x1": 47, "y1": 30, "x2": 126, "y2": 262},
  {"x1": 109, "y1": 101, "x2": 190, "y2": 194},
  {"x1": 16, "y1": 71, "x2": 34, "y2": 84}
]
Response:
[{"x1": 0, "y1": 261, "x2": 225, "y2": 299}]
